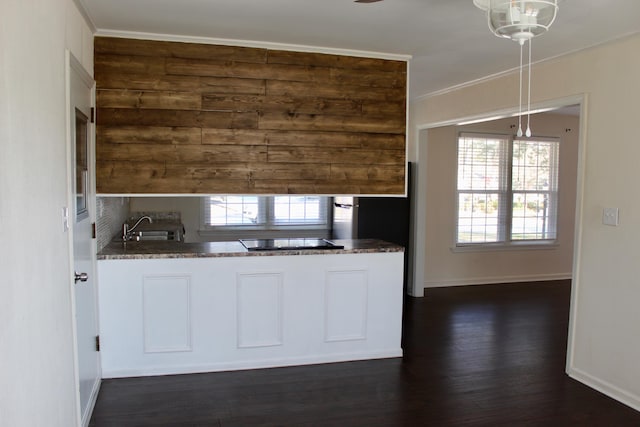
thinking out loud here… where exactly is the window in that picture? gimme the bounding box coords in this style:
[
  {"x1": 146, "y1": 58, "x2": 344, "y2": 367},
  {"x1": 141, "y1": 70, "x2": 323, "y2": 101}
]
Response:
[
  {"x1": 75, "y1": 108, "x2": 89, "y2": 220},
  {"x1": 203, "y1": 195, "x2": 329, "y2": 230},
  {"x1": 456, "y1": 132, "x2": 559, "y2": 246}
]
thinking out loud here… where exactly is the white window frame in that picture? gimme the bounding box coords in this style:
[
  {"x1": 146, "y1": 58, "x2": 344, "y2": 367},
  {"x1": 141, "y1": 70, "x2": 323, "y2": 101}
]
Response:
[
  {"x1": 200, "y1": 195, "x2": 331, "y2": 239},
  {"x1": 455, "y1": 132, "x2": 560, "y2": 250}
]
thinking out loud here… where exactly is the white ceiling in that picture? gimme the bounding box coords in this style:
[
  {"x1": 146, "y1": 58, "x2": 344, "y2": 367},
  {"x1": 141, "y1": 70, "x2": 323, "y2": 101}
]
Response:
[{"x1": 78, "y1": 0, "x2": 640, "y2": 99}]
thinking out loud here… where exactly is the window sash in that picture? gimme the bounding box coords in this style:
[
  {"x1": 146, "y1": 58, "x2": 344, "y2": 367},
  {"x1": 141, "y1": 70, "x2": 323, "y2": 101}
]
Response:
[
  {"x1": 272, "y1": 196, "x2": 327, "y2": 225},
  {"x1": 456, "y1": 133, "x2": 510, "y2": 245},
  {"x1": 510, "y1": 191, "x2": 557, "y2": 240},
  {"x1": 456, "y1": 133, "x2": 559, "y2": 246},
  {"x1": 457, "y1": 191, "x2": 505, "y2": 244},
  {"x1": 202, "y1": 196, "x2": 329, "y2": 230},
  {"x1": 205, "y1": 195, "x2": 266, "y2": 226}
]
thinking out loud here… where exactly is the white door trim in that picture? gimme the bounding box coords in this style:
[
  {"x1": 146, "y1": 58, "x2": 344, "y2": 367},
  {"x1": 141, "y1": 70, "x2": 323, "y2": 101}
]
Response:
[{"x1": 66, "y1": 49, "x2": 100, "y2": 427}]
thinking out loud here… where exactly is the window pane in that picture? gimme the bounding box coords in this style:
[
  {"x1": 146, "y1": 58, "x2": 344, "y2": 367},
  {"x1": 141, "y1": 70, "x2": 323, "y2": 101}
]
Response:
[
  {"x1": 273, "y1": 196, "x2": 324, "y2": 224},
  {"x1": 458, "y1": 135, "x2": 506, "y2": 191},
  {"x1": 512, "y1": 140, "x2": 558, "y2": 191},
  {"x1": 457, "y1": 192, "x2": 500, "y2": 243},
  {"x1": 207, "y1": 196, "x2": 260, "y2": 225},
  {"x1": 511, "y1": 192, "x2": 557, "y2": 240},
  {"x1": 75, "y1": 108, "x2": 88, "y2": 217}
]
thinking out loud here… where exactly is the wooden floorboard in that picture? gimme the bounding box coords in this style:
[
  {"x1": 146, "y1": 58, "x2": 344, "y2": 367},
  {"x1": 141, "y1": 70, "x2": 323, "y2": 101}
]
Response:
[{"x1": 89, "y1": 280, "x2": 640, "y2": 426}]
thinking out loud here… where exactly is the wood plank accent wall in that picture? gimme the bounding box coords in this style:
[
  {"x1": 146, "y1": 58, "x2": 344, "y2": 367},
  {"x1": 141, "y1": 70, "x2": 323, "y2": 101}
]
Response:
[{"x1": 94, "y1": 37, "x2": 407, "y2": 194}]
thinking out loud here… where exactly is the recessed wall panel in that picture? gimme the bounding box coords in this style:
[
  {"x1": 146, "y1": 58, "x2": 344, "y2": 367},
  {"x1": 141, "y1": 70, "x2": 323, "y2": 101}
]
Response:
[
  {"x1": 143, "y1": 275, "x2": 191, "y2": 353},
  {"x1": 325, "y1": 269, "x2": 368, "y2": 342},
  {"x1": 236, "y1": 272, "x2": 283, "y2": 348}
]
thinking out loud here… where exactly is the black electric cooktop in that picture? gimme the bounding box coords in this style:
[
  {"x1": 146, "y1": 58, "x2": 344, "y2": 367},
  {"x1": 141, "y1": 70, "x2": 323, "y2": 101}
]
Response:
[{"x1": 239, "y1": 238, "x2": 344, "y2": 251}]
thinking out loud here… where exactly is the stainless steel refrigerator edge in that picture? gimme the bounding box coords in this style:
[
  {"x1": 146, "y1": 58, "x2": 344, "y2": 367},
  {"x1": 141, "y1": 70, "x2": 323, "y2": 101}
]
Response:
[
  {"x1": 332, "y1": 163, "x2": 412, "y2": 290},
  {"x1": 332, "y1": 196, "x2": 358, "y2": 240}
]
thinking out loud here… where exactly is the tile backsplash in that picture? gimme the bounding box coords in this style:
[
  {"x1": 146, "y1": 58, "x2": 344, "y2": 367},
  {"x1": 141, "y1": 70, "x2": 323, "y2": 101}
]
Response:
[
  {"x1": 128, "y1": 211, "x2": 181, "y2": 222},
  {"x1": 96, "y1": 197, "x2": 129, "y2": 251}
]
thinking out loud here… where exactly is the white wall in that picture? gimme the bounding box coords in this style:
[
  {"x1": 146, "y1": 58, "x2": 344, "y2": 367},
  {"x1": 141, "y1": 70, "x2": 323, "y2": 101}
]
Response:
[
  {"x1": 411, "y1": 33, "x2": 640, "y2": 411},
  {"x1": 0, "y1": 0, "x2": 94, "y2": 425},
  {"x1": 423, "y1": 113, "x2": 579, "y2": 287}
]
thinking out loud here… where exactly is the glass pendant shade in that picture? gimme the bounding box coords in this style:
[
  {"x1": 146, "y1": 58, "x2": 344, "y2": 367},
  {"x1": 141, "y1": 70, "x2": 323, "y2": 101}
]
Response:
[
  {"x1": 473, "y1": 0, "x2": 489, "y2": 11},
  {"x1": 473, "y1": 0, "x2": 559, "y2": 137},
  {"x1": 488, "y1": 0, "x2": 558, "y2": 43}
]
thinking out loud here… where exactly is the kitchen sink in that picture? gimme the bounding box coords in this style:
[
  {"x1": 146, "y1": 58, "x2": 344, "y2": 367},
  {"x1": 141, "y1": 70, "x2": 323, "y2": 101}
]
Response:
[{"x1": 130, "y1": 230, "x2": 175, "y2": 241}]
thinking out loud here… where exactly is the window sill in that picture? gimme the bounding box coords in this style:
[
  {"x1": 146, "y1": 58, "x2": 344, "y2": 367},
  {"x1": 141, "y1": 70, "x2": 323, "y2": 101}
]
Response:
[{"x1": 451, "y1": 241, "x2": 559, "y2": 253}]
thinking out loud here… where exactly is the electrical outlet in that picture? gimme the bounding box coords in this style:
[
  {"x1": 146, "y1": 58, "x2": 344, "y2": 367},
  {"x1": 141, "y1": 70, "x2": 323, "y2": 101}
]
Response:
[{"x1": 603, "y1": 207, "x2": 619, "y2": 226}]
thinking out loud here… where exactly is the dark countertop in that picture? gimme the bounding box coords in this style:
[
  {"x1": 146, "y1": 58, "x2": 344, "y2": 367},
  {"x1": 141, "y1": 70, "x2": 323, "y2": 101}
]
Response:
[{"x1": 97, "y1": 239, "x2": 404, "y2": 260}]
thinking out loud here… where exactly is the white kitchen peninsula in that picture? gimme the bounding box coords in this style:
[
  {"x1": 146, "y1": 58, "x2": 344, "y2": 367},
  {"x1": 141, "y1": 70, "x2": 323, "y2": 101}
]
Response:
[{"x1": 97, "y1": 239, "x2": 404, "y2": 378}]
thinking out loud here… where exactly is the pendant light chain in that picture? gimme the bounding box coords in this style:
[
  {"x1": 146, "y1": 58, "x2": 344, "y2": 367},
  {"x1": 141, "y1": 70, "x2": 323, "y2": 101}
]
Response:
[
  {"x1": 526, "y1": 38, "x2": 532, "y2": 137},
  {"x1": 517, "y1": 41, "x2": 524, "y2": 137}
]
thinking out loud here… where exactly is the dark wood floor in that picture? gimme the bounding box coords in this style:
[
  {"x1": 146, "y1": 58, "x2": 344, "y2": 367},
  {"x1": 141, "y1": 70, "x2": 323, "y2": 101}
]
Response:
[{"x1": 89, "y1": 280, "x2": 640, "y2": 426}]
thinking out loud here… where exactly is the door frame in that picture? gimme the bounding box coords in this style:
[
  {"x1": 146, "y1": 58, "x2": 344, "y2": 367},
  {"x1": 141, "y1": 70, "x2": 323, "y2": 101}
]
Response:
[
  {"x1": 65, "y1": 50, "x2": 100, "y2": 427},
  {"x1": 409, "y1": 93, "x2": 586, "y2": 298}
]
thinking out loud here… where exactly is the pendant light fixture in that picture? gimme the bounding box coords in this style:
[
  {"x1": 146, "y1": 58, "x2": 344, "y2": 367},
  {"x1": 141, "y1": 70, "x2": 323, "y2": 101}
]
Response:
[{"x1": 474, "y1": 0, "x2": 558, "y2": 137}]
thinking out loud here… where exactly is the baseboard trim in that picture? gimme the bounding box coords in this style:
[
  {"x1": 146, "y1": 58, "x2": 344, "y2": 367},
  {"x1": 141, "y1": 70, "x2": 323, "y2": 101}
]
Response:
[
  {"x1": 424, "y1": 273, "x2": 572, "y2": 288},
  {"x1": 567, "y1": 366, "x2": 640, "y2": 412},
  {"x1": 81, "y1": 376, "x2": 101, "y2": 427},
  {"x1": 102, "y1": 349, "x2": 403, "y2": 379}
]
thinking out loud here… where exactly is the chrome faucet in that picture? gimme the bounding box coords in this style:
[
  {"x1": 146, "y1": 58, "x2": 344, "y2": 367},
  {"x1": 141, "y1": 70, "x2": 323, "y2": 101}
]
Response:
[{"x1": 123, "y1": 215, "x2": 153, "y2": 241}]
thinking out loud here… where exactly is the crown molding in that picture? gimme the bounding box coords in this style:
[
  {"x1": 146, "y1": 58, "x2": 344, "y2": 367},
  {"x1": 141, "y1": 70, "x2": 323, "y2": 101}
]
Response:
[
  {"x1": 95, "y1": 29, "x2": 412, "y2": 62},
  {"x1": 412, "y1": 66, "x2": 517, "y2": 102},
  {"x1": 72, "y1": 0, "x2": 97, "y2": 33},
  {"x1": 412, "y1": 30, "x2": 640, "y2": 102}
]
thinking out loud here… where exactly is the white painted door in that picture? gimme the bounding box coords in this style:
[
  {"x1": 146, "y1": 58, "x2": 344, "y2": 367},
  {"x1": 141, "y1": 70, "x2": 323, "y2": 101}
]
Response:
[{"x1": 68, "y1": 52, "x2": 100, "y2": 426}]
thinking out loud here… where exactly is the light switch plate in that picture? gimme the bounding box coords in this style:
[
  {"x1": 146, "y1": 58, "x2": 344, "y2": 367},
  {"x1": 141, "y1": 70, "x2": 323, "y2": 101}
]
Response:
[
  {"x1": 62, "y1": 206, "x2": 69, "y2": 232},
  {"x1": 603, "y1": 207, "x2": 619, "y2": 226}
]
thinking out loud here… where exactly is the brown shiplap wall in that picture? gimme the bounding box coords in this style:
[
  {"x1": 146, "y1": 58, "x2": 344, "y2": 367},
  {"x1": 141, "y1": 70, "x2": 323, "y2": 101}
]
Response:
[{"x1": 94, "y1": 37, "x2": 407, "y2": 194}]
